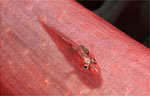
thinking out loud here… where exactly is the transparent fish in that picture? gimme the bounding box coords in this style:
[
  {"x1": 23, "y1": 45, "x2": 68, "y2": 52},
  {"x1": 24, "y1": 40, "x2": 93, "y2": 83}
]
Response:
[{"x1": 39, "y1": 18, "x2": 100, "y2": 74}]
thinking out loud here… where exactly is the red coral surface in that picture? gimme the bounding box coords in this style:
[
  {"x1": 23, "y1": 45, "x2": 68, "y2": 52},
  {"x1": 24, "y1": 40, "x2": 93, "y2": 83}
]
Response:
[{"x1": 1, "y1": 0, "x2": 150, "y2": 95}]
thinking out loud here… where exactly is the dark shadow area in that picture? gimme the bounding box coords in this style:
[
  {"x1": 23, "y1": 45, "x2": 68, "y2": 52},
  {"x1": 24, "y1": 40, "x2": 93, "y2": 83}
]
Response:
[
  {"x1": 77, "y1": 0, "x2": 104, "y2": 11},
  {"x1": 77, "y1": 0, "x2": 149, "y2": 47},
  {"x1": 39, "y1": 19, "x2": 102, "y2": 89}
]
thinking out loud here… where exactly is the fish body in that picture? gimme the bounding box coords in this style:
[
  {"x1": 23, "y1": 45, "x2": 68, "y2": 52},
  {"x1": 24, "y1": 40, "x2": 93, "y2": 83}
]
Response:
[{"x1": 39, "y1": 18, "x2": 100, "y2": 74}]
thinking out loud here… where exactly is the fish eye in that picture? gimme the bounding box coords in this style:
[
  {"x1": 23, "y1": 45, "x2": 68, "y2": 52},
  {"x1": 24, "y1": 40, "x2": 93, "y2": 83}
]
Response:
[
  {"x1": 93, "y1": 58, "x2": 96, "y2": 61},
  {"x1": 84, "y1": 64, "x2": 89, "y2": 69},
  {"x1": 91, "y1": 58, "x2": 96, "y2": 63}
]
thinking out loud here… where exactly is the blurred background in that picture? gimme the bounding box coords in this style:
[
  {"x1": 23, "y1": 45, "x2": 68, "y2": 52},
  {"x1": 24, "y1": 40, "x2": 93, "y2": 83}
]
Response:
[{"x1": 77, "y1": 0, "x2": 149, "y2": 47}]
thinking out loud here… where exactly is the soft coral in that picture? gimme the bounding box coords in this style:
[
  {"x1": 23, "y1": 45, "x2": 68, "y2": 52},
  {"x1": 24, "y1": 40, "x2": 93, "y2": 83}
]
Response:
[{"x1": 1, "y1": 0, "x2": 149, "y2": 95}]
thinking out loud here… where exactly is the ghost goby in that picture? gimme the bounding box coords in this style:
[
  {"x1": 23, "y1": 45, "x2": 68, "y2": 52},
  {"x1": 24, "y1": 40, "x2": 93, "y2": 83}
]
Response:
[{"x1": 79, "y1": 45, "x2": 100, "y2": 74}]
